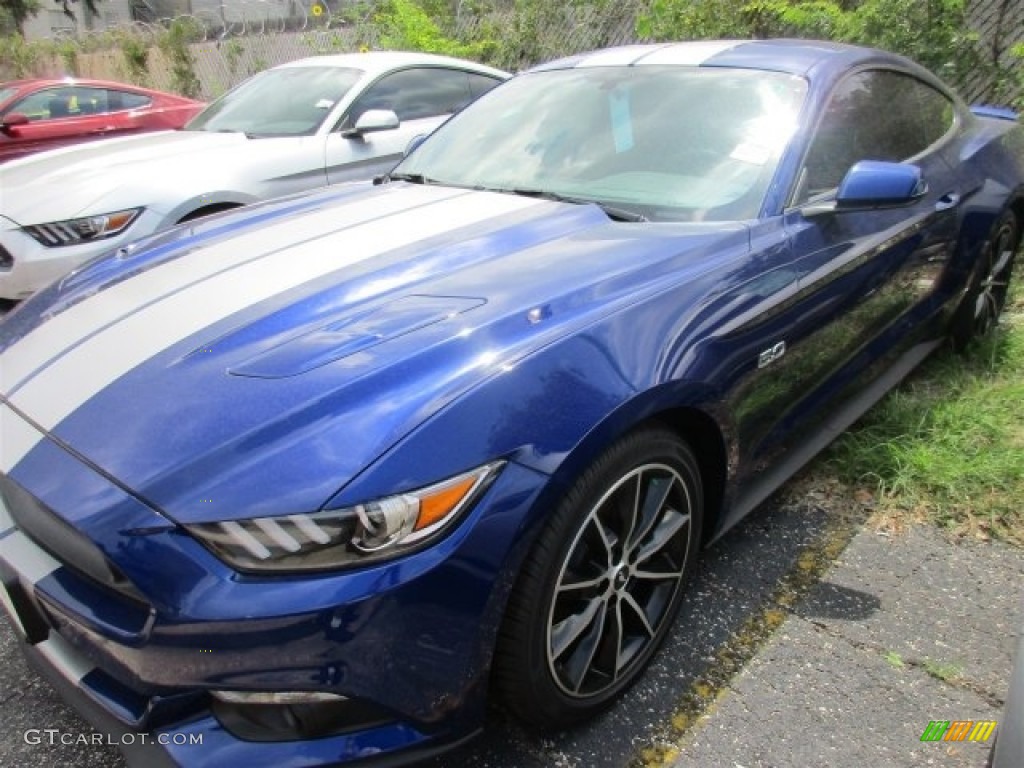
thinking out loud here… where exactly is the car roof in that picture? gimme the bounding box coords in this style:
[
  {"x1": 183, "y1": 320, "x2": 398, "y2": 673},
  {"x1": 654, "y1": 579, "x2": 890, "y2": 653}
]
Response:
[
  {"x1": 530, "y1": 39, "x2": 919, "y2": 79},
  {"x1": 275, "y1": 51, "x2": 509, "y2": 79},
  {"x1": 1, "y1": 77, "x2": 165, "y2": 92}
]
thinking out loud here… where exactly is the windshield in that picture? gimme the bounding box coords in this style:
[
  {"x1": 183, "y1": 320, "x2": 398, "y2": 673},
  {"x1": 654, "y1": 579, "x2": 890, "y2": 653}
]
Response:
[
  {"x1": 395, "y1": 66, "x2": 807, "y2": 222},
  {"x1": 0, "y1": 86, "x2": 19, "y2": 110},
  {"x1": 187, "y1": 66, "x2": 363, "y2": 137}
]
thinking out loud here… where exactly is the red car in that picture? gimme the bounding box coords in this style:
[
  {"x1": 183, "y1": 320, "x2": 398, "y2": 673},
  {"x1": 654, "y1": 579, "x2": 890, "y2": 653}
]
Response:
[{"x1": 0, "y1": 78, "x2": 204, "y2": 163}]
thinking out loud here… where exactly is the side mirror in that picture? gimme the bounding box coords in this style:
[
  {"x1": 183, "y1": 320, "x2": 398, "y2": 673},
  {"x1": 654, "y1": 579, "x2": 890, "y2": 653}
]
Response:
[
  {"x1": 804, "y1": 161, "x2": 927, "y2": 217},
  {"x1": 342, "y1": 109, "x2": 399, "y2": 138},
  {"x1": 837, "y1": 161, "x2": 927, "y2": 207},
  {"x1": 0, "y1": 112, "x2": 29, "y2": 134}
]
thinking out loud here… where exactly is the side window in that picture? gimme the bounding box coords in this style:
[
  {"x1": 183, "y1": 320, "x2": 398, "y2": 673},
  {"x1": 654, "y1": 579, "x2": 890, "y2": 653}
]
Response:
[
  {"x1": 913, "y1": 81, "x2": 956, "y2": 148},
  {"x1": 68, "y1": 87, "x2": 108, "y2": 115},
  {"x1": 8, "y1": 88, "x2": 77, "y2": 121},
  {"x1": 467, "y1": 73, "x2": 502, "y2": 100},
  {"x1": 348, "y1": 68, "x2": 473, "y2": 125},
  {"x1": 798, "y1": 70, "x2": 955, "y2": 201},
  {"x1": 109, "y1": 90, "x2": 151, "y2": 111},
  {"x1": 5, "y1": 86, "x2": 154, "y2": 121}
]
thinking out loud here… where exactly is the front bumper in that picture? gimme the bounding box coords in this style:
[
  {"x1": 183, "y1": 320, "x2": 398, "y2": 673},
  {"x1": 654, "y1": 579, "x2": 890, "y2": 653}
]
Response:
[
  {"x1": 0, "y1": 212, "x2": 163, "y2": 300},
  {"x1": 0, "y1": 405, "x2": 546, "y2": 766}
]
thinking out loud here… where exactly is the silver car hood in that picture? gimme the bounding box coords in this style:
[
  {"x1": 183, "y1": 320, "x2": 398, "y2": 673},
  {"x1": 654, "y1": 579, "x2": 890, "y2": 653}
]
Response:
[{"x1": 0, "y1": 130, "x2": 258, "y2": 225}]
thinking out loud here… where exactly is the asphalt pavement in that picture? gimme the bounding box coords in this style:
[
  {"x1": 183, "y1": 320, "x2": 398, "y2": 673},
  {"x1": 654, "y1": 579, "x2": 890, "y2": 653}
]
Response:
[{"x1": 0, "y1": 493, "x2": 1019, "y2": 768}]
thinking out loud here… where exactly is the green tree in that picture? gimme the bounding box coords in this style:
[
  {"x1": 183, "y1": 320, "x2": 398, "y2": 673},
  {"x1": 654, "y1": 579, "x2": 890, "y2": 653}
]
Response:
[
  {"x1": 1, "y1": 0, "x2": 100, "y2": 36},
  {"x1": 55, "y1": 0, "x2": 100, "y2": 25},
  {"x1": 636, "y1": 0, "x2": 981, "y2": 87},
  {"x1": 373, "y1": 0, "x2": 493, "y2": 60},
  {"x1": 0, "y1": 0, "x2": 41, "y2": 35},
  {"x1": 157, "y1": 17, "x2": 203, "y2": 97}
]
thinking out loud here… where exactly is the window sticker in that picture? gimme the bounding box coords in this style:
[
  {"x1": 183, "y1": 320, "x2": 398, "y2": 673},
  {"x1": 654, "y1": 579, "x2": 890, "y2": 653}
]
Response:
[{"x1": 609, "y1": 89, "x2": 634, "y2": 153}]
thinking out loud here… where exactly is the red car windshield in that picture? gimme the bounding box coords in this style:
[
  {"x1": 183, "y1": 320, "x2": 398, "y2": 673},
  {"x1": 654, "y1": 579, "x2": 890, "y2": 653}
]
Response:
[{"x1": 0, "y1": 86, "x2": 20, "y2": 109}]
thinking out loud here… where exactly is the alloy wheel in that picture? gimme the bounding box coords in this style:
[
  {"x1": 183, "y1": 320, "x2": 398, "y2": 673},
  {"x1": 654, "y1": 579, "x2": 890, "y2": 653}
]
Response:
[
  {"x1": 974, "y1": 218, "x2": 1017, "y2": 335},
  {"x1": 546, "y1": 463, "x2": 693, "y2": 697}
]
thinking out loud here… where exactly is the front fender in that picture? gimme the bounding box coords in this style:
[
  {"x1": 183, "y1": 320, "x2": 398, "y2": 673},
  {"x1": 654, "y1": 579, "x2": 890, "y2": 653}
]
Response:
[{"x1": 161, "y1": 189, "x2": 262, "y2": 225}]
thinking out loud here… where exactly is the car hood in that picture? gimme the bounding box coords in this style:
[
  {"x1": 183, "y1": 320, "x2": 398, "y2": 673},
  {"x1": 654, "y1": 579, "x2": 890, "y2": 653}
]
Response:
[
  {"x1": 0, "y1": 130, "x2": 253, "y2": 224},
  {"x1": 0, "y1": 182, "x2": 748, "y2": 525}
]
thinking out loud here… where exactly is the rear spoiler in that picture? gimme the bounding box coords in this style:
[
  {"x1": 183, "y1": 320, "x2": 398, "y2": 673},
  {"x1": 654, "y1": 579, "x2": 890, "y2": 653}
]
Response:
[{"x1": 970, "y1": 104, "x2": 1020, "y2": 121}]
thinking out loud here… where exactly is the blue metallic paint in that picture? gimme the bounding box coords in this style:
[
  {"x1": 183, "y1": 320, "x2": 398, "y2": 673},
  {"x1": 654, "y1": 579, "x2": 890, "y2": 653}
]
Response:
[{"x1": 1, "y1": 40, "x2": 1023, "y2": 767}]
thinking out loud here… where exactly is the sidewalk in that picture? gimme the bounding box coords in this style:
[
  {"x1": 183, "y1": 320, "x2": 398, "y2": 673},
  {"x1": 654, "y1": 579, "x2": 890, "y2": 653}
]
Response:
[{"x1": 672, "y1": 525, "x2": 1023, "y2": 768}]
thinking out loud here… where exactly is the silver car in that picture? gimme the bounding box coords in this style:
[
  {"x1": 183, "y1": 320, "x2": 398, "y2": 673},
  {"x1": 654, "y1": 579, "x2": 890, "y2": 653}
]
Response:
[{"x1": 0, "y1": 51, "x2": 508, "y2": 300}]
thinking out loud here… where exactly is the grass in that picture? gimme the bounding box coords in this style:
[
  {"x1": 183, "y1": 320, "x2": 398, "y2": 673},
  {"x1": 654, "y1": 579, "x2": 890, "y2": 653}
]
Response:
[
  {"x1": 884, "y1": 650, "x2": 905, "y2": 669},
  {"x1": 922, "y1": 659, "x2": 963, "y2": 683},
  {"x1": 817, "y1": 291, "x2": 1024, "y2": 546}
]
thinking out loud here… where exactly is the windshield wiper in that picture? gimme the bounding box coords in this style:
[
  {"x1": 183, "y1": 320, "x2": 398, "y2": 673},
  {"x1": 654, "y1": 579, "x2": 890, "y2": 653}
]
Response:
[
  {"x1": 506, "y1": 188, "x2": 647, "y2": 222},
  {"x1": 385, "y1": 172, "x2": 438, "y2": 185},
  {"x1": 212, "y1": 128, "x2": 256, "y2": 138}
]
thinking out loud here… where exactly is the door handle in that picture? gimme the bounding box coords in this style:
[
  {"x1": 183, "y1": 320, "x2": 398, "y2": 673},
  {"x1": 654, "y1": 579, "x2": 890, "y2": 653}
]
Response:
[{"x1": 935, "y1": 191, "x2": 961, "y2": 211}]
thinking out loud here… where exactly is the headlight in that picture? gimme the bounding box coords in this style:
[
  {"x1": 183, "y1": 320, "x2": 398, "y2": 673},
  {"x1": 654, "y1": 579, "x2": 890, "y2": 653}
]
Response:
[
  {"x1": 24, "y1": 208, "x2": 142, "y2": 247},
  {"x1": 187, "y1": 462, "x2": 503, "y2": 573}
]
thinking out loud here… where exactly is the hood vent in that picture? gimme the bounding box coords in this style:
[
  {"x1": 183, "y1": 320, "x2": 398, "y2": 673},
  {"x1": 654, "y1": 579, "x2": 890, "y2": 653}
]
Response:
[{"x1": 228, "y1": 294, "x2": 485, "y2": 379}]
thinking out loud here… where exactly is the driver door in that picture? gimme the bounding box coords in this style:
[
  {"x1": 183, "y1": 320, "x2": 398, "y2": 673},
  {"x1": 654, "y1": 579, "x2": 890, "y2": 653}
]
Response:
[{"x1": 733, "y1": 68, "x2": 962, "y2": 485}]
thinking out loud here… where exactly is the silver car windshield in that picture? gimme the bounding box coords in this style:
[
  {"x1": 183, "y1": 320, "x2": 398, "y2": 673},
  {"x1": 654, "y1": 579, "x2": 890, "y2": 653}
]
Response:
[
  {"x1": 395, "y1": 66, "x2": 807, "y2": 222},
  {"x1": 187, "y1": 66, "x2": 363, "y2": 137}
]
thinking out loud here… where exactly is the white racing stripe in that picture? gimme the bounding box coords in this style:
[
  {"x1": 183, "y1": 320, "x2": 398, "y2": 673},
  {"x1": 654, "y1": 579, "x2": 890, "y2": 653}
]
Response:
[
  {"x1": 0, "y1": 528, "x2": 61, "y2": 584},
  {"x1": 1, "y1": 184, "x2": 468, "y2": 396},
  {"x1": 3, "y1": 191, "x2": 545, "y2": 471},
  {"x1": 37, "y1": 632, "x2": 95, "y2": 684},
  {"x1": 634, "y1": 41, "x2": 745, "y2": 67},
  {"x1": 574, "y1": 45, "x2": 669, "y2": 68},
  {"x1": 0, "y1": 403, "x2": 44, "y2": 474},
  {"x1": 573, "y1": 41, "x2": 744, "y2": 69}
]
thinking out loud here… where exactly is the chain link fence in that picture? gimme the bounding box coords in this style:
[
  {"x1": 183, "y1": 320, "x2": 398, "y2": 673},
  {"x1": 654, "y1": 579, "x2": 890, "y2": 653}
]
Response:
[
  {"x1": 964, "y1": 0, "x2": 1024, "y2": 106},
  {"x1": 4, "y1": 0, "x2": 1022, "y2": 106}
]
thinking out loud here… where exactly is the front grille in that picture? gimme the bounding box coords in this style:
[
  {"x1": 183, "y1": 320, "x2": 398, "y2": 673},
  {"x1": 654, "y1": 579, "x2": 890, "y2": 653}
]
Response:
[
  {"x1": 0, "y1": 243, "x2": 12, "y2": 270},
  {"x1": 23, "y1": 222, "x2": 90, "y2": 247}
]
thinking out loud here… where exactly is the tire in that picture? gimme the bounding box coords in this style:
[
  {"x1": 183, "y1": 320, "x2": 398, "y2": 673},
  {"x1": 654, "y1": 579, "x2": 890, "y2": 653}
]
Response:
[
  {"x1": 950, "y1": 209, "x2": 1019, "y2": 350},
  {"x1": 494, "y1": 427, "x2": 703, "y2": 728}
]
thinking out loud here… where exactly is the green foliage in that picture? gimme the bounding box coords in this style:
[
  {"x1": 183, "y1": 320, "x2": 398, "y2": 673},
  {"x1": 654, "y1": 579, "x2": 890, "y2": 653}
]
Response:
[
  {"x1": 0, "y1": 31, "x2": 40, "y2": 76},
  {"x1": 157, "y1": 17, "x2": 203, "y2": 98},
  {"x1": 836, "y1": 0, "x2": 977, "y2": 84},
  {"x1": 224, "y1": 39, "x2": 244, "y2": 76},
  {"x1": 115, "y1": 29, "x2": 150, "y2": 84},
  {"x1": 54, "y1": 36, "x2": 78, "y2": 73},
  {"x1": 0, "y1": 0, "x2": 1020, "y2": 109},
  {"x1": 637, "y1": 0, "x2": 752, "y2": 40},
  {"x1": 372, "y1": 0, "x2": 495, "y2": 61},
  {"x1": 922, "y1": 659, "x2": 962, "y2": 682},
  {"x1": 1001, "y1": 43, "x2": 1024, "y2": 110},
  {"x1": 637, "y1": 0, "x2": 981, "y2": 87},
  {"x1": 883, "y1": 650, "x2": 905, "y2": 668},
  {"x1": 826, "y1": 296, "x2": 1024, "y2": 545},
  {"x1": 0, "y1": 0, "x2": 41, "y2": 36}
]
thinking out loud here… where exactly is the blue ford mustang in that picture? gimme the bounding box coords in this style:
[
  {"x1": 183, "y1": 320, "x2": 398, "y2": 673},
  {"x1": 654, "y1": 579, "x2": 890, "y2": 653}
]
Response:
[{"x1": 0, "y1": 40, "x2": 1022, "y2": 766}]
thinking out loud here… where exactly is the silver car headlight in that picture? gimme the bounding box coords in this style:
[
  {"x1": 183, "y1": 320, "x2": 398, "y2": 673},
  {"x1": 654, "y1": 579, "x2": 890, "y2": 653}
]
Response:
[
  {"x1": 24, "y1": 208, "x2": 143, "y2": 247},
  {"x1": 187, "y1": 462, "x2": 504, "y2": 573}
]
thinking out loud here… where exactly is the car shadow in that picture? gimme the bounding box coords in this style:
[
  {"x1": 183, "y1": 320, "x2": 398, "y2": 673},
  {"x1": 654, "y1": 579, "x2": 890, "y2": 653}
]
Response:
[
  {"x1": 420, "y1": 495, "x2": 874, "y2": 768},
  {"x1": 0, "y1": 494, "x2": 870, "y2": 768}
]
